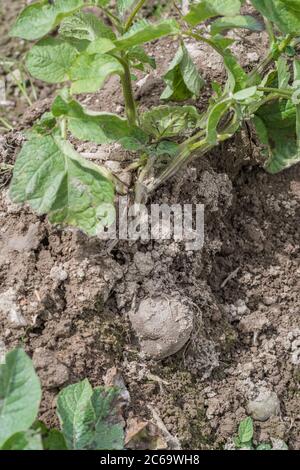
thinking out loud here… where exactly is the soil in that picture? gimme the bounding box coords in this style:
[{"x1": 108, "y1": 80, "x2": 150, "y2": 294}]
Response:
[{"x1": 1, "y1": 0, "x2": 300, "y2": 450}]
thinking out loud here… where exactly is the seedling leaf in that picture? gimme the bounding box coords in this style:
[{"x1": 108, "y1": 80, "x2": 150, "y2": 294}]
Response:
[
  {"x1": 161, "y1": 42, "x2": 204, "y2": 101},
  {"x1": 238, "y1": 417, "x2": 254, "y2": 444}
]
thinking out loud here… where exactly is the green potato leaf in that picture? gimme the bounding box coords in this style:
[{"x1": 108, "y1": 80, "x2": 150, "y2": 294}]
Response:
[
  {"x1": 184, "y1": 0, "x2": 241, "y2": 26},
  {"x1": 86, "y1": 38, "x2": 116, "y2": 55},
  {"x1": 114, "y1": 19, "x2": 180, "y2": 50},
  {"x1": 223, "y1": 50, "x2": 248, "y2": 92},
  {"x1": 277, "y1": 57, "x2": 291, "y2": 89},
  {"x1": 233, "y1": 86, "x2": 258, "y2": 101},
  {"x1": 253, "y1": 99, "x2": 300, "y2": 173},
  {"x1": 238, "y1": 417, "x2": 254, "y2": 444},
  {"x1": 57, "y1": 380, "x2": 124, "y2": 450},
  {"x1": 211, "y1": 15, "x2": 263, "y2": 35},
  {"x1": 26, "y1": 38, "x2": 78, "y2": 84},
  {"x1": 51, "y1": 95, "x2": 148, "y2": 147},
  {"x1": 59, "y1": 11, "x2": 116, "y2": 41},
  {"x1": 141, "y1": 105, "x2": 202, "y2": 139},
  {"x1": 43, "y1": 429, "x2": 68, "y2": 450},
  {"x1": 206, "y1": 99, "x2": 233, "y2": 144},
  {"x1": 1, "y1": 431, "x2": 43, "y2": 450},
  {"x1": 127, "y1": 46, "x2": 156, "y2": 69},
  {"x1": 89, "y1": 387, "x2": 124, "y2": 450},
  {"x1": 161, "y1": 42, "x2": 204, "y2": 101},
  {"x1": 257, "y1": 443, "x2": 272, "y2": 450},
  {"x1": 0, "y1": 349, "x2": 42, "y2": 447},
  {"x1": 57, "y1": 379, "x2": 95, "y2": 450},
  {"x1": 70, "y1": 53, "x2": 124, "y2": 94},
  {"x1": 251, "y1": 0, "x2": 300, "y2": 34},
  {"x1": 10, "y1": 0, "x2": 84, "y2": 40},
  {"x1": 9, "y1": 131, "x2": 115, "y2": 236}
]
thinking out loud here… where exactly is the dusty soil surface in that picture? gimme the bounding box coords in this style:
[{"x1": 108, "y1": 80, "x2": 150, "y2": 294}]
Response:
[{"x1": 1, "y1": 1, "x2": 300, "y2": 450}]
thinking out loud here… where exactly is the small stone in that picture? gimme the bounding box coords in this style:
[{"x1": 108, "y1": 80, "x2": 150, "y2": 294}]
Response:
[
  {"x1": 239, "y1": 311, "x2": 270, "y2": 333},
  {"x1": 270, "y1": 438, "x2": 288, "y2": 450},
  {"x1": 130, "y1": 296, "x2": 193, "y2": 359},
  {"x1": 247, "y1": 389, "x2": 280, "y2": 422},
  {"x1": 50, "y1": 265, "x2": 68, "y2": 282},
  {"x1": 33, "y1": 348, "x2": 69, "y2": 389},
  {"x1": 0, "y1": 288, "x2": 27, "y2": 327},
  {"x1": 263, "y1": 295, "x2": 278, "y2": 306},
  {"x1": 134, "y1": 252, "x2": 154, "y2": 276},
  {"x1": 7, "y1": 223, "x2": 41, "y2": 252},
  {"x1": 247, "y1": 52, "x2": 259, "y2": 62},
  {"x1": 236, "y1": 299, "x2": 249, "y2": 316}
]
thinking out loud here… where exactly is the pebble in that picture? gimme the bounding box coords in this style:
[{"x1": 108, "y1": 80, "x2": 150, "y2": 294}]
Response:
[
  {"x1": 50, "y1": 265, "x2": 69, "y2": 282},
  {"x1": 130, "y1": 296, "x2": 193, "y2": 359},
  {"x1": 133, "y1": 252, "x2": 154, "y2": 276},
  {"x1": 247, "y1": 389, "x2": 280, "y2": 421},
  {"x1": 0, "y1": 288, "x2": 27, "y2": 327}
]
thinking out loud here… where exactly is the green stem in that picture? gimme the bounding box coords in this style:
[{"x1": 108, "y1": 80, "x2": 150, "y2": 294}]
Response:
[
  {"x1": 125, "y1": 0, "x2": 148, "y2": 32},
  {"x1": 11, "y1": 72, "x2": 32, "y2": 106},
  {"x1": 184, "y1": 30, "x2": 224, "y2": 57},
  {"x1": 257, "y1": 86, "x2": 292, "y2": 98},
  {"x1": 139, "y1": 111, "x2": 241, "y2": 201},
  {"x1": 248, "y1": 33, "x2": 295, "y2": 85},
  {"x1": 264, "y1": 18, "x2": 275, "y2": 45},
  {"x1": 120, "y1": 54, "x2": 138, "y2": 126},
  {"x1": 60, "y1": 118, "x2": 67, "y2": 139},
  {"x1": 0, "y1": 116, "x2": 13, "y2": 131},
  {"x1": 85, "y1": 2, "x2": 122, "y2": 30}
]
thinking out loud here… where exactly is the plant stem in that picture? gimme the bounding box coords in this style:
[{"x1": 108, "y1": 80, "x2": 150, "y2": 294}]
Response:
[
  {"x1": 248, "y1": 33, "x2": 295, "y2": 85},
  {"x1": 85, "y1": 2, "x2": 122, "y2": 29},
  {"x1": 184, "y1": 30, "x2": 224, "y2": 57},
  {"x1": 137, "y1": 110, "x2": 241, "y2": 202},
  {"x1": 120, "y1": 53, "x2": 138, "y2": 126},
  {"x1": 11, "y1": 71, "x2": 32, "y2": 106},
  {"x1": 257, "y1": 86, "x2": 292, "y2": 98},
  {"x1": 60, "y1": 118, "x2": 67, "y2": 139},
  {"x1": 264, "y1": 18, "x2": 275, "y2": 45},
  {"x1": 125, "y1": 0, "x2": 148, "y2": 32},
  {"x1": 0, "y1": 116, "x2": 13, "y2": 130}
]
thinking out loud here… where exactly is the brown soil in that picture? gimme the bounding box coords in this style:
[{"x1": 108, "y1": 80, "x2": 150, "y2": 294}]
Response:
[{"x1": 0, "y1": 0, "x2": 300, "y2": 450}]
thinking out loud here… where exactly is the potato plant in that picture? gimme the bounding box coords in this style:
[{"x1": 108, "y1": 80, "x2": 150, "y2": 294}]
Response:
[
  {"x1": 0, "y1": 348, "x2": 124, "y2": 450},
  {"x1": 8, "y1": 0, "x2": 300, "y2": 236}
]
